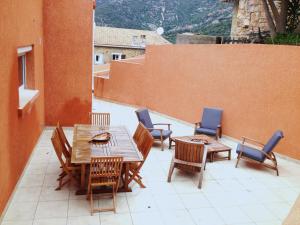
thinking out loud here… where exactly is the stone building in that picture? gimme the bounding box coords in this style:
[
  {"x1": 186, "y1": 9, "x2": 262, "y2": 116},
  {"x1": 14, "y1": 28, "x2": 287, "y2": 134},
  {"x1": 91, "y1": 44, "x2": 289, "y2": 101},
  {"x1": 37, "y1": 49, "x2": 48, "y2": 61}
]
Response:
[
  {"x1": 93, "y1": 26, "x2": 170, "y2": 65},
  {"x1": 223, "y1": 0, "x2": 281, "y2": 38}
]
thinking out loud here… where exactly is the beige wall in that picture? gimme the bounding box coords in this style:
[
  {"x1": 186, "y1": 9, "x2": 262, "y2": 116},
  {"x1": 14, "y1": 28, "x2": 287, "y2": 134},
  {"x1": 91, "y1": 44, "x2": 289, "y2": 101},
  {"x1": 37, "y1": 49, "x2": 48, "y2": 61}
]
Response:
[
  {"x1": 95, "y1": 44, "x2": 300, "y2": 160},
  {"x1": 94, "y1": 46, "x2": 144, "y2": 64}
]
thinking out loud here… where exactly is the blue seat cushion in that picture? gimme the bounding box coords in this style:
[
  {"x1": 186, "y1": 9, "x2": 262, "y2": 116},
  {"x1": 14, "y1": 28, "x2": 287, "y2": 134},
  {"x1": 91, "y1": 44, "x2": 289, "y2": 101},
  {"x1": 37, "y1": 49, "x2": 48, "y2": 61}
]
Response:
[
  {"x1": 236, "y1": 144, "x2": 266, "y2": 162},
  {"x1": 263, "y1": 130, "x2": 284, "y2": 154},
  {"x1": 195, "y1": 127, "x2": 217, "y2": 136},
  {"x1": 135, "y1": 109, "x2": 154, "y2": 129},
  {"x1": 151, "y1": 130, "x2": 172, "y2": 140},
  {"x1": 201, "y1": 108, "x2": 222, "y2": 130}
]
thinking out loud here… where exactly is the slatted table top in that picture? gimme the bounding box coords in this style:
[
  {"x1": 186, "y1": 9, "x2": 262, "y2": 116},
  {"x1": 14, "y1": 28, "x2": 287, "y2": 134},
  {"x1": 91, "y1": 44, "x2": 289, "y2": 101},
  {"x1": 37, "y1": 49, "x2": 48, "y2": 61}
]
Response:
[
  {"x1": 71, "y1": 124, "x2": 143, "y2": 164},
  {"x1": 171, "y1": 135, "x2": 231, "y2": 152}
]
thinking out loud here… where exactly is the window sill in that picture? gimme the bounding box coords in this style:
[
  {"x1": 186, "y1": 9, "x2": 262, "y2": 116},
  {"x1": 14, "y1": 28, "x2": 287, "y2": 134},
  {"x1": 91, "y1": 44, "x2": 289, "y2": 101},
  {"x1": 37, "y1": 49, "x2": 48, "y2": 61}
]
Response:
[{"x1": 18, "y1": 88, "x2": 40, "y2": 117}]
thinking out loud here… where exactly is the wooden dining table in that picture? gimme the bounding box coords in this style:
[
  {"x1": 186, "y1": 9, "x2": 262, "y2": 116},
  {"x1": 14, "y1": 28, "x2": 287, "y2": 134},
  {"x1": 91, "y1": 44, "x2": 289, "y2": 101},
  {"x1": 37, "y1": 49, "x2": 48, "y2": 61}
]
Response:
[{"x1": 71, "y1": 124, "x2": 143, "y2": 194}]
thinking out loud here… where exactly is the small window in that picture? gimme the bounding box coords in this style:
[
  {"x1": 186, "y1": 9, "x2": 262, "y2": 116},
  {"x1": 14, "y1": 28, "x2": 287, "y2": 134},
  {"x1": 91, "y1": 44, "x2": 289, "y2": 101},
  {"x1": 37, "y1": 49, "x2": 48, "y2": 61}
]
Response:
[
  {"x1": 17, "y1": 45, "x2": 39, "y2": 113},
  {"x1": 132, "y1": 35, "x2": 139, "y2": 46},
  {"x1": 112, "y1": 53, "x2": 126, "y2": 61},
  {"x1": 94, "y1": 53, "x2": 104, "y2": 65},
  {"x1": 18, "y1": 55, "x2": 26, "y2": 87}
]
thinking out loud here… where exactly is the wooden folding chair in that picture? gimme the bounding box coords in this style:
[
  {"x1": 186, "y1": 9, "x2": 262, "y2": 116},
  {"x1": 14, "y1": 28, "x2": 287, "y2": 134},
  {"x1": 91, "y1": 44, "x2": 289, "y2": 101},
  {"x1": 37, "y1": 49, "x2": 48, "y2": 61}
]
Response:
[
  {"x1": 56, "y1": 122, "x2": 72, "y2": 158},
  {"x1": 129, "y1": 127, "x2": 154, "y2": 188},
  {"x1": 133, "y1": 122, "x2": 147, "y2": 147},
  {"x1": 167, "y1": 139, "x2": 207, "y2": 188},
  {"x1": 87, "y1": 156, "x2": 123, "y2": 215},
  {"x1": 89, "y1": 112, "x2": 110, "y2": 126},
  {"x1": 51, "y1": 129, "x2": 80, "y2": 190}
]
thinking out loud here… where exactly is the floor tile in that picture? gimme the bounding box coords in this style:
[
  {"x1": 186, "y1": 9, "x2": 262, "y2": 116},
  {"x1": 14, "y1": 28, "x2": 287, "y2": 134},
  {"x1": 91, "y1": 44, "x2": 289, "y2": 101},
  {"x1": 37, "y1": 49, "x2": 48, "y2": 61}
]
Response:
[
  {"x1": 1, "y1": 221, "x2": 33, "y2": 225},
  {"x1": 189, "y1": 208, "x2": 225, "y2": 225},
  {"x1": 100, "y1": 213, "x2": 132, "y2": 225},
  {"x1": 131, "y1": 212, "x2": 164, "y2": 225},
  {"x1": 240, "y1": 204, "x2": 278, "y2": 223},
  {"x1": 127, "y1": 194, "x2": 157, "y2": 213},
  {"x1": 19, "y1": 174, "x2": 45, "y2": 188},
  {"x1": 160, "y1": 209, "x2": 196, "y2": 225},
  {"x1": 33, "y1": 218, "x2": 66, "y2": 225},
  {"x1": 68, "y1": 200, "x2": 94, "y2": 217},
  {"x1": 3, "y1": 202, "x2": 37, "y2": 221},
  {"x1": 179, "y1": 193, "x2": 211, "y2": 209},
  {"x1": 153, "y1": 194, "x2": 184, "y2": 211},
  {"x1": 216, "y1": 206, "x2": 253, "y2": 224},
  {"x1": 67, "y1": 216, "x2": 100, "y2": 225},
  {"x1": 98, "y1": 196, "x2": 129, "y2": 214},
  {"x1": 39, "y1": 186, "x2": 69, "y2": 201},
  {"x1": 35, "y1": 201, "x2": 68, "y2": 219},
  {"x1": 12, "y1": 187, "x2": 42, "y2": 203}
]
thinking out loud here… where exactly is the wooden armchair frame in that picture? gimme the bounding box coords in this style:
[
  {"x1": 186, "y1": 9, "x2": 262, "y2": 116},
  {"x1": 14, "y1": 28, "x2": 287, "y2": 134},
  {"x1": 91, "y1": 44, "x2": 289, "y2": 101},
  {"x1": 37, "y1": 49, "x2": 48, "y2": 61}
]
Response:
[
  {"x1": 87, "y1": 156, "x2": 123, "y2": 215},
  {"x1": 147, "y1": 123, "x2": 172, "y2": 151},
  {"x1": 235, "y1": 136, "x2": 279, "y2": 176},
  {"x1": 167, "y1": 139, "x2": 207, "y2": 188},
  {"x1": 194, "y1": 122, "x2": 222, "y2": 139},
  {"x1": 89, "y1": 112, "x2": 110, "y2": 127}
]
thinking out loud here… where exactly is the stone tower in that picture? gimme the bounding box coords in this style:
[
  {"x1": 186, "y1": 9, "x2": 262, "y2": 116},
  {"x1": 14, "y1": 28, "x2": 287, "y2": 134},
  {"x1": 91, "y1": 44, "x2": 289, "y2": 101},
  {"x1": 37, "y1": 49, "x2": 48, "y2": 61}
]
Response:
[{"x1": 224, "y1": 0, "x2": 281, "y2": 38}]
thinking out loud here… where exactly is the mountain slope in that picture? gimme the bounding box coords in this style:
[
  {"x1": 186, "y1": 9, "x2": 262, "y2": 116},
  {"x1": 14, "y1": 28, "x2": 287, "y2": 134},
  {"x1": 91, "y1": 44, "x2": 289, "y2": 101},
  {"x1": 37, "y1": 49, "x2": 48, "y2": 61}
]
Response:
[{"x1": 95, "y1": 0, "x2": 233, "y2": 43}]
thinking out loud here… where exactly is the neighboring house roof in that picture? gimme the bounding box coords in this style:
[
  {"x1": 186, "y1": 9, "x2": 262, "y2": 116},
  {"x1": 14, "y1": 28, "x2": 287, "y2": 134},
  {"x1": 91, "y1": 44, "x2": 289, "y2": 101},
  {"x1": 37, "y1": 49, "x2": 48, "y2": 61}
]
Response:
[{"x1": 94, "y1": 26, "x2": 170, "y2": 49}]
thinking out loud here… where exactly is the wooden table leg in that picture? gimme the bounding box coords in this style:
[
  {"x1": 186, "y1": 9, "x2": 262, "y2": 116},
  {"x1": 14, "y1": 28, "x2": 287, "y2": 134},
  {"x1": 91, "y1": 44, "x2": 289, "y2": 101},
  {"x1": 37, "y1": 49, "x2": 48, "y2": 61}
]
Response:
[
  {"x1": 80, "y1": 164, "x2": 86, "y2": 189},
  {"x1": 228, "y1": 150, "x2": 231, "y2": 160},
  {"x1": 75, "y1": 164, "x2": 86, "y2": 195},
  {"x1": 124, "y1": 163, "x2": 129, "y2": 191}
]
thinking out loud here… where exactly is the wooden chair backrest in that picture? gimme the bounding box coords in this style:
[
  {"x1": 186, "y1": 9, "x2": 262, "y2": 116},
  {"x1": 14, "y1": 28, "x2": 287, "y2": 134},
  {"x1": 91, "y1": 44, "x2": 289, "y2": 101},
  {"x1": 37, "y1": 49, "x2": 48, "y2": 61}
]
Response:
[
  {"x1": 56, "y1": 122, "x2": 71, "y2": 158},
  {"x1": 90, "y1": 112, "x2": 110, "y2": 126},
  {"x1": 138, "y1": 128, "x2": 154, "y2": 160},
  {"x1": 51, "y1": 129, "x2": 68, "y2": 169},
  {"x1": 90, "y1": 156, "x2": 123, "y2": 179},
  {"x1": 133, "y1": 122, "x2": 147, "y2": 146},
  {"x1": 174, "y1": 139, "x2": 205, "y2": 172}
]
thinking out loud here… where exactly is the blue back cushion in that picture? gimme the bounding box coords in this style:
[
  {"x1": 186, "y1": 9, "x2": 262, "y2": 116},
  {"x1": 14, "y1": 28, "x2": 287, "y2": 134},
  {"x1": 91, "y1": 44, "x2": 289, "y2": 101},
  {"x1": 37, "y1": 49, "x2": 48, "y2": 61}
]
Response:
[
  {"x1": 135, "y1": 108, "x2": 153, "y2": 129},
  {"x1": 263, "y1": 130, "x2": 284, "y2": 154},
  {"x1": 201, "y1": 108, "x2": 223, "y2": 130}
]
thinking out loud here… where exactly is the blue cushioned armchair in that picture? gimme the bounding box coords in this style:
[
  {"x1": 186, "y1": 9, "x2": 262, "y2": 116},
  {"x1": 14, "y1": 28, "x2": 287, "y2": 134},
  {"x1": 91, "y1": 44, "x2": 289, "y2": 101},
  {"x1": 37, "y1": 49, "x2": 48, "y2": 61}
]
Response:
[
  {"x1": 135, "y1": 108, "x2": 172, "y2": 151},
  {"x1": 194, "y1": 107, "x2": 223, "y2": 139},
  {"x1": 236, "y1": 130, "x2": 284, "y2": 176}
]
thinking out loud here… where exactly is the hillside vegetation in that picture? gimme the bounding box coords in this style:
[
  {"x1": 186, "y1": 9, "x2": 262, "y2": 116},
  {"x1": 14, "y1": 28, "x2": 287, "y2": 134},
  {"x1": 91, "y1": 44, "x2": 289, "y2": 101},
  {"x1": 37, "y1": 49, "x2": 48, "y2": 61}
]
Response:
[{"x1": 95, "y1": 0, "x2": 233, "y2": 43}]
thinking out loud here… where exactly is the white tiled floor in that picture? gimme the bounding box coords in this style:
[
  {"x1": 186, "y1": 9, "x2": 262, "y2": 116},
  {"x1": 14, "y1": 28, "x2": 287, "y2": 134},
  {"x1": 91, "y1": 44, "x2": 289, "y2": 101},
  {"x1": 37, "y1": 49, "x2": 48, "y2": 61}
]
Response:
[{"x1": 1, "y1": 98, "x2": 300, "y2": 225}]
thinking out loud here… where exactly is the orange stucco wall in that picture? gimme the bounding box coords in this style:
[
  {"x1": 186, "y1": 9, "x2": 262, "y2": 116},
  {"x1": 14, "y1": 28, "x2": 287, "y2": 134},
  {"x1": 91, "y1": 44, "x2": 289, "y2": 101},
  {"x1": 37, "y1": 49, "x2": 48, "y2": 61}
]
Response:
[
  {"x1": 97, "y1": 44, "x2": 300, "y2": 160},
  {"x1": 0, "y1": 0, "x2": 93, "y2": 215},
  {"x1": 43, "y1": 0, "x2": 93, "y2": 126},
  {"x1": 0, "y1": 0, "x2": 45, "y2": 215}
]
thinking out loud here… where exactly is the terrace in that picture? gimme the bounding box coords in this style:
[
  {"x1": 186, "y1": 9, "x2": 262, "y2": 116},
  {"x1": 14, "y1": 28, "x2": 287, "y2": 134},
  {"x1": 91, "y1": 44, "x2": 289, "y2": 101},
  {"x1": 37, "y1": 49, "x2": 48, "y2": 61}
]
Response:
[
  {"x1": 1, "y1": 98, "x2": 300, "y2": 225},
  {"x1": 2, "y1": 1, "x2": 300, "y2": 225}
]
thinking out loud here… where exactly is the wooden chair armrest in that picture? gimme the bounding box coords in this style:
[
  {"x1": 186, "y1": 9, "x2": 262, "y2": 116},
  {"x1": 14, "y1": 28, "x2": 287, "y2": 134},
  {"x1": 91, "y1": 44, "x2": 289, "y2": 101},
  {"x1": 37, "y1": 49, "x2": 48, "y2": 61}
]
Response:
[
  {"x1": 194, "y1": 122, "x2": 201, "y2": 129},
  {"x1": 241, "y1": 136, "x2": 265, "y2": 146},
  {"x1": 153, "y1": 123, "x2": 171, "y2": 130},
  {"x1": 147, "y1": 128, "x2": 163, "y2": 132}
]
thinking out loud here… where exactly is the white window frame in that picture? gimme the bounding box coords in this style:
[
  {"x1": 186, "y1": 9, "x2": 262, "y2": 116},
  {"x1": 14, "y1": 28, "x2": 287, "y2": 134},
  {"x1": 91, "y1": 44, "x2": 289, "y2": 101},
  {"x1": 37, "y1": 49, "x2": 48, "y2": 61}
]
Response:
[
  {"x1": 94, "y1": 53, "x2": 103, "y2": 65},
  {"x1": 18, "y1": 54, "x2": 26, "y2": 89},
  {"x1": 112, "y1": 53, "x2": 122, "y2": 61},
  {"x1": 17, "y1": 45, "x2": 39, "y2": 111}
]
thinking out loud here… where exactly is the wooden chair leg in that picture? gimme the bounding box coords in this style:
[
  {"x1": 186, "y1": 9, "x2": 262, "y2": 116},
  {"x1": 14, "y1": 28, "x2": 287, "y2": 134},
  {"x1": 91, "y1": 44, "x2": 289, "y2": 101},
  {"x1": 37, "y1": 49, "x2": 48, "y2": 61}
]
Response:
[
  {"x1": 198, "y1": 168, "x2": 204, "y2": 189},
  {"x1": 161, "y1": 138, "x2": 164, "y2": 151},
  {"x1": 90, "y1": 187, "x2": 94, "y2": 216},
  {"x1": 112, "y1": 185, "x2": 116, "y2": 213},
  {"x1": 167, "y1": 158, "x2": 175, "y2": 182},
  {"x1": 168, "y1": 138, "x2": 172, "y2": 149},
  {"x1": 235, "y1": 152, "x2": 242, "y2": 168},
  {"x1": 133, "y1": 176, "x2": 146, "y2": 188}
]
